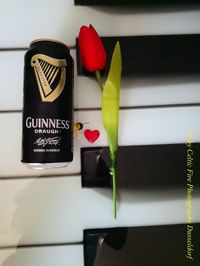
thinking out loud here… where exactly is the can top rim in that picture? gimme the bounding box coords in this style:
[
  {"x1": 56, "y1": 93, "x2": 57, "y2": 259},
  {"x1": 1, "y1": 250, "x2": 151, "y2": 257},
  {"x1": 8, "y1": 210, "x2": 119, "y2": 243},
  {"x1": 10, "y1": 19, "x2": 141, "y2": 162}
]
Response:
[{"x1": 30, "y1": 38, "x2": 69, "y2": 49}]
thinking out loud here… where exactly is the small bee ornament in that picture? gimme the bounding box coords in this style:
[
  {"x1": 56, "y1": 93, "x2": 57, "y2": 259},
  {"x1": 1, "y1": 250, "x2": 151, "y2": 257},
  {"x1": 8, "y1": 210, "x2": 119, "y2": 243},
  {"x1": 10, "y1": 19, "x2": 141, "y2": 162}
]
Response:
[{"x1": 73, "y1": 122, "x2": 89, "y2": 139}]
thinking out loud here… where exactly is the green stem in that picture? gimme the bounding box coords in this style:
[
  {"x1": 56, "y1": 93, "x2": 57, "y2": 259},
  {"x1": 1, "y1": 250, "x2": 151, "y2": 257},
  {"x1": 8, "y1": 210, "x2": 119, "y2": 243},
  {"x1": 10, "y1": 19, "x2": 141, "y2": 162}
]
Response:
[
  {"x1": 95, "y1": 70, "x2": 103, "y2": 92},
  {"x1": 110, "y1": 151, "x2": 117, "y2": 221},
  {"x1": 112, "y1": 165, "x2": 117, "y2": 221}
]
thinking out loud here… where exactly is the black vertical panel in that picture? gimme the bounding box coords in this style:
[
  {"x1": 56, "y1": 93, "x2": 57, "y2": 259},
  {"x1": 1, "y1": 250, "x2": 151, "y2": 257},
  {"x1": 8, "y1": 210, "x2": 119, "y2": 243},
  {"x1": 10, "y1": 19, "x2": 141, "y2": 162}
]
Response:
[
  {"x1": 84, "y1": 224, "x2": 200, "y2": 266},
  {"x1": 81, "y1": 144, "x2": 200, "y2": 188},
  {"x1": 75, "y1": 0, "x2": 200, "y2": 5},
  {"x1": 76, "y1": 34, "x2": 200, "y2": 77}
]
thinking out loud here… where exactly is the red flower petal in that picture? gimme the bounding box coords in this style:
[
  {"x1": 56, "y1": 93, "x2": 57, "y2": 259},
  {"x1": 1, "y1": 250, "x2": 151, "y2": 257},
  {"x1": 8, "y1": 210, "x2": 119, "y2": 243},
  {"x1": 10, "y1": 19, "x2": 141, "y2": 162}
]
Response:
[{"x1": 78, "y1": 24, "x2": 107, "y2": 72}]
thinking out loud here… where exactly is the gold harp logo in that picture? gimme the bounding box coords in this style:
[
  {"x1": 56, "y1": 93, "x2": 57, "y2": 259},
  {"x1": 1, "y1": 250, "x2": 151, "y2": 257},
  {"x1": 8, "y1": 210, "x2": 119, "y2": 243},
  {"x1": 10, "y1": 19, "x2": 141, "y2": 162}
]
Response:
[{"x1": 31, "y1": 54, "x2": 67, "y2": 102}]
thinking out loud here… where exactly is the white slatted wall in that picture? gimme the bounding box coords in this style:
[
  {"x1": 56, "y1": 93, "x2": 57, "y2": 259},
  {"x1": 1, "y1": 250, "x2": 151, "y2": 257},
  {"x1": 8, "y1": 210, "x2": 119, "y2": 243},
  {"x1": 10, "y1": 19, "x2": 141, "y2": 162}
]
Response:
[{"x1": 0, "y1": 1, "x2": 200, "y2": 265}]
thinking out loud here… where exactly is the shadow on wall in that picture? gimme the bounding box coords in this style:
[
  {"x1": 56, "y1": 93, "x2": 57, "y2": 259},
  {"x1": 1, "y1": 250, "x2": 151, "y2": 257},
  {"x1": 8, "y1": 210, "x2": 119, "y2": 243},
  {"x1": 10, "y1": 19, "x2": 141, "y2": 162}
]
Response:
[{"x1": 1, "y1": 172, "x2": 200, "y2": 265}]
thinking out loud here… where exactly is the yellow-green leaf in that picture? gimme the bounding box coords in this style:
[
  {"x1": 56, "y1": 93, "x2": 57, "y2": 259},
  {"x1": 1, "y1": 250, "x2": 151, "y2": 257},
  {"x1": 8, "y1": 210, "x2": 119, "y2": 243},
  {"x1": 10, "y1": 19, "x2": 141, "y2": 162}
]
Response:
[{"x1": 102, "y1": 42, "x2": 122, "y2": 154}]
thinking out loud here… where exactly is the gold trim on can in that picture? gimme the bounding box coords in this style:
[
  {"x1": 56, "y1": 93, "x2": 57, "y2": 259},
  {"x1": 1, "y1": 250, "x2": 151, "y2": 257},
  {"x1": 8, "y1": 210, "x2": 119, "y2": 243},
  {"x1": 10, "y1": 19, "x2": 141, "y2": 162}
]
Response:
[{"x1": 30, "y1": 38, "x2": 69, "y2": 50}]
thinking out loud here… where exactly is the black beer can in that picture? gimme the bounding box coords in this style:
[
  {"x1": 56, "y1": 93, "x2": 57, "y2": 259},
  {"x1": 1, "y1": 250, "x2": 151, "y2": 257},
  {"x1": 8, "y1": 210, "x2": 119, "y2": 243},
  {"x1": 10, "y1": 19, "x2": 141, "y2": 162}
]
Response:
[{"x1": 21, "y1": 39, "x2": 73, "y2": 169}]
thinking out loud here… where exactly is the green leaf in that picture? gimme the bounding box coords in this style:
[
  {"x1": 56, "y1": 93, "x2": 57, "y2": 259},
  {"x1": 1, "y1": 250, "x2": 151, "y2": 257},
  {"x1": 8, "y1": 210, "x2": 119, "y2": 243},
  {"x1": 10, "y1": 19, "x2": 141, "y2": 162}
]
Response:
[
  {"x1": 102, "y1": 42, "x2": 122, "y2": 220},
  {"x1": 102, "y1": 41, "x2": 122, "y2": 154}
]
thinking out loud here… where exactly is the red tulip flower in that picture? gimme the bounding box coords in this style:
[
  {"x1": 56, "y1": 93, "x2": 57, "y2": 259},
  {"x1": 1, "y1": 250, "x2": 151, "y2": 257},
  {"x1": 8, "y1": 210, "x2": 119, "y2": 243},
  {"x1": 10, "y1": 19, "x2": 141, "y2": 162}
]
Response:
[
  {"x1": 78, "y1": 24, "x2": 122, "y2": 220},
  {"x1": 78, "y1": 24, "x2": 106, "y2": 72}
]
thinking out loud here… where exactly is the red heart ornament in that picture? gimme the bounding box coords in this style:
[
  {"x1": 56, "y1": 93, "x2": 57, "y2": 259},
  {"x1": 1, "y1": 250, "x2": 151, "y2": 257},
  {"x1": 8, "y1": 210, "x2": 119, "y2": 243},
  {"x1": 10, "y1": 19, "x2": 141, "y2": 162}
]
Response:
[{"x1": 84, "y1": 129, "x2": 100, "y2": 143}]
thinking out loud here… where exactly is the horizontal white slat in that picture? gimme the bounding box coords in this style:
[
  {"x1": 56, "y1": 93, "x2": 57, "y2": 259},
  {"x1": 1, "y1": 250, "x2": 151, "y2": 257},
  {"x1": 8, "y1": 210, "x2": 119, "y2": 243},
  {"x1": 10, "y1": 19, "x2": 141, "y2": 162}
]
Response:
[
  {"x1": 0, "y1": 107, "x2": 199, "y2": 178},
  {"x1": 0, "y1": 50, "x2": 200, "y2": 111},
  {"x1": 0, "y1": 0, "x2": 200, "y2": 48},
  {"x1": 0, "y1": 51, "x2": 24, "y2": 111},
  {"x1": 0, "y1": 245, "x2": 83, "y2": 266},
  {"x1": 0, "y1": 176, "x2": 200, "y2": 246}
]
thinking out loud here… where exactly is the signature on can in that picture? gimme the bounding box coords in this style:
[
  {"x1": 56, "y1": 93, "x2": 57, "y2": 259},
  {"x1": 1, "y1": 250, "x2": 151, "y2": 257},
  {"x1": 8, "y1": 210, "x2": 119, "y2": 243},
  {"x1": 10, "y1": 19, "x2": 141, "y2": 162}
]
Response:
[{"x1": 34, "y1": 137, "x2": 61, "y2": 147}]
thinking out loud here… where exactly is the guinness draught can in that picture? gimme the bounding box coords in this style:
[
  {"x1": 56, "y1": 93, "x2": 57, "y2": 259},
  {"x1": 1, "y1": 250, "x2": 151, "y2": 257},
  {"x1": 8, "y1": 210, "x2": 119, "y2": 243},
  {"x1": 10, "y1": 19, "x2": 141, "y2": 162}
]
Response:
[{"x1": 22, "y1": 39, "x2": 73, "y2": 169}]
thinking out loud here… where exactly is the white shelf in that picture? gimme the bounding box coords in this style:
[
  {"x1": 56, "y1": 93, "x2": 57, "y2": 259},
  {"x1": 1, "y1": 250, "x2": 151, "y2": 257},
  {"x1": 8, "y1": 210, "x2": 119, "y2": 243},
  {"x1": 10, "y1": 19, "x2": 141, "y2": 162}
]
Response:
[
  {"x1": 0, "y1": 107, "x2": 199, "y2": 178},
  {"x1": 1, "y1": 1, "x2": 200, "y2": 48},
  {"x1": 1, "y1": 50, "x2": 199, "y2": 111},
  {"x1": 1, "y1": 176, "x2": 200, "y2": 247},
  {"x1": 0, "y1": 245, "x2": 83, "y2": 266}
]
